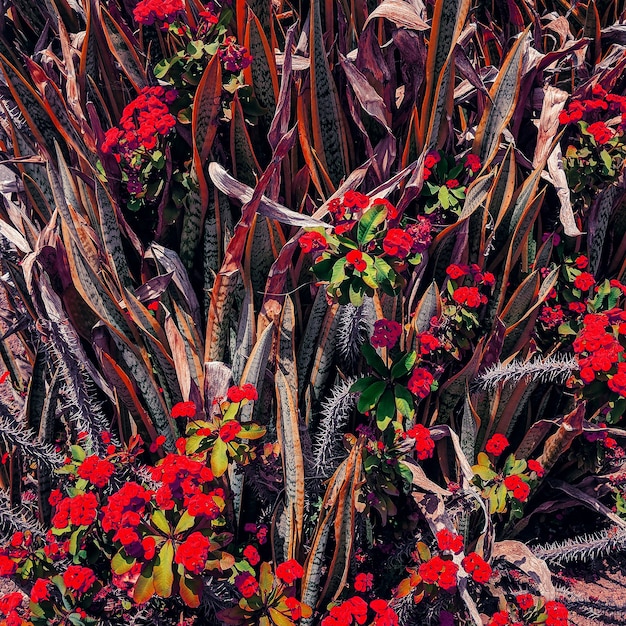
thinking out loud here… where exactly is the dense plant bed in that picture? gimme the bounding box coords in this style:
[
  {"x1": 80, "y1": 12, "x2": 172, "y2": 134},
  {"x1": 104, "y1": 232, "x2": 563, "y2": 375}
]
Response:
[{"x1": 0, "y1": 0, "x2": 625, "y2": 624}]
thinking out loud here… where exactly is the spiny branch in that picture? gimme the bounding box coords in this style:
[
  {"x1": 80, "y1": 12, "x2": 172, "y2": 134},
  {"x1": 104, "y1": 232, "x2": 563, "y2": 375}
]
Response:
[{"x1": 473, "y1": 355, "x2": 577, "y2": 390}]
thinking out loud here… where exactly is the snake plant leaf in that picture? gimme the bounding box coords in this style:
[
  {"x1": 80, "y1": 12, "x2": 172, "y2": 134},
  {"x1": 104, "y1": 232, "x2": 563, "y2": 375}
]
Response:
[
  {"x1": 309, "y1": 0, "x2": 350, "y2": 188},
  {"x1": 275, "y1": 369, "x2": 306, "y2": 558},
  {"x1": 419, "y1": 0, "x2": 471, "y2": 150},
  {"x1": 100, "y1": 7, "x2": 147, "y2": 92},
  {"x1": 473, "y1": 29, "x2": 529, "y2": 167}
]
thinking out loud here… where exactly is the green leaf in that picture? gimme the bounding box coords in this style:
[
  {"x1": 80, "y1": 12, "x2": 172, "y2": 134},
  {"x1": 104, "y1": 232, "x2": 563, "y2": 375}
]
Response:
[
  {"x1": 391, "y1": 351, "x2": 417, "y2": 379},
  {"x1": 394, "y1": 385, "x2": 415, "y2": 419},
  {"x1": 151, "y1": 510, "x2": 170, "y2": 535},
  {"x1": 153, "y1": 540, "x2": 175, "y2": 598},
  {"x1": 174, "y1": 511, "x2": 196, "y2": 535},
  {"x1": 357, "y1": 381, "x2": 388, "y2": 414},
  {"x1": 211, "y1": 436, "x2": 229, "y2": 477},
  {"x1": 376, "y1": 389, "x2": 396, "y2": 431},
  {"x1": 361, "y1": 343, "x2": 389, "y2": 377},
  {"x1": 357, "y1": 205, "x2": 387, "y2": 245},
  {"x1": 112, "y1": 551, "x2": 136, "y2": 576},
  {"x1": 350, "y1": 377, "x2": 378, "y2": 393},
  {"x1": 179, "y1": 570, "x2": 202, "y2": 608}
]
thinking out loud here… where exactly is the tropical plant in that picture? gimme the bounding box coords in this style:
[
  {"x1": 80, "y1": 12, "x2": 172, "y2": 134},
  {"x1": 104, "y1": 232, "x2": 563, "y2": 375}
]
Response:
[{"x1": 0, "y1": 0, "x2": 625, "y2": 624}]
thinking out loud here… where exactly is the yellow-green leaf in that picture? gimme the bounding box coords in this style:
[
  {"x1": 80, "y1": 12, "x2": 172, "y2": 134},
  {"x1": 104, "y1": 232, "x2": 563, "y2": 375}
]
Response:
[
  {"x1": 211, "y1": 436, "x2": 229, "y2": 477},
  {"x1": 153, "y1": 540, "x2": 174, "y2": 598}
]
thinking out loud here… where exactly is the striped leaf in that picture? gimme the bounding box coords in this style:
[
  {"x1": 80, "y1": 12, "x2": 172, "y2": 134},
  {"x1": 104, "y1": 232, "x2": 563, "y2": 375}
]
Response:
[
  {"x1": 275, "y1": 369, "x2": 305, "y2": 559},
  {"x1": 473, "y1": 29, "x2": 529, "y2": 166},
  {"x1": 309, "y1": 0, "x2": 349, "y2": 187}
]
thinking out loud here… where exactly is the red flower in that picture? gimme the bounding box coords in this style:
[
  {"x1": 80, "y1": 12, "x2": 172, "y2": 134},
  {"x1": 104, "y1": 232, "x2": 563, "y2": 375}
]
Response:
[
  {"x1": 527, "y1": 459, "x2": 545, "y2": 477},
  {"x1": 452, "y1": 286, "x2": 485, "y2": 308},
  {"x1": 417, "y1": 332, "x2": 440, "y2": 354},
  {"x1": 370, "y1": 599, "x2": 399, "y2": 626},
  {"x1": 219, "y1": 421, "x2": 242, "y2": 442},
  {"x1": 504, "y1": 475, "x2": 530, "y2": 502},
  {"x1": 545, "y1": 600, "x2": 569, "y2": 626},
  {"x1": 68, "y1": 493, "x2": 98, "y2": 527},
  {"x1": 175, "y1": 532, "x2": 211, "y2": 574},
  {"x1": 436, "y1": 529, "x2": 464, "y2": 554},
  {"x1": 285, "y1": 597, "x2": 304, "y2": 620},
  {"x1": 587, "y1": 121, "x2": 615, "y2": 144},
  {"x1": 462, "y1": 552, "x2": 492, "y2": 584},
  {"x1": 424, "y1": 151, "x2": 441, "y2": 169},
  {"x1": 489, "y1": 611, "x2": 511, "y2": 626},
  {"x1": 574, "y1": 255, "x2": 589, "y2": 269},
  {"x1": 300, "y1": 231, "x2": 329, "y2": 254},
  {"x1": 343, "y1": 191, "x2": 369, "y2": 209},
  {"x1": 446, "y1": 264, "x2": 468, "y2": 280},
  {"x1": 77, "y1": 456, "x2": 115, "y2": 488},
  {"x1": 243, "y1": 545, "x2": 260, "y2": 566},
  {"x1": 465, "y1": 154, "x2": 482, "y2": 173},
  {"x1": 485, "y1": 434, "x2": 508, "y2": 456},
  {"x1": 406, "y1": 424, "x2": 435, "y2": 460},
  {"x1": 516, "y1": 593, "x2": 534, "y2": 611},
  {"x1": 275, "y1": 559, "x2": 304, "y2": 585},
  {"x1": 481, "y1": 272, "x2": 496, "y2": 286},
  {"x1": 234, "y1": 572, "x2": 259, "y2": 598},
  {"x1": 142, "y1": 536, "x2": 156, "y2": 560},
  {"x1": 418, "y1": 556, "x2": 458, "y2": 591},
  {"x1": 574, "y1": 272, "x2": 595, "y2": 291},
  {"x1": 227, "y1": 384, "x2": 258, "y2": 403},
  {"x1": 445, "y1": 179, "x2": 459, "y2": 189},
  {"x1": 63, "y1": 565, "x2": 97, "y2": 595},
  {"x1": 407, "y1": 368, "x2": 434, "y2": 400},
  {"x1": 346, "y1": 250, "x2": 367, "y2": 272},
  {"x1": 0, "y1": 593, "x2": 22, "y2": 613},
  {"x1": 370, "y1": 319, "x2": 402, "y2": 349},
  {"x1": 383, "y1": 229, "x2": 413, "y2": 259},
  {"x1": 171, "y1": 401, "x2": 196, "y2": 418},
  {"x1": 0, "y1": 556, "x2": 17, "y2": 576},
  {"x1": 187, "y1": 491, "x2": 223, "y2": 519},
  {"x1": 133, "y1": 0, "x2": 184, "y2": 25},
  {"x1": 354, "y1": 572, "x2": 374, "y2": 592}
]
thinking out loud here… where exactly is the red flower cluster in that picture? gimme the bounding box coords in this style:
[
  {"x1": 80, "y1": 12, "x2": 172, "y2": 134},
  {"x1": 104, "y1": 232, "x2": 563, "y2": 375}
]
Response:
[
  {"x1": 573, "y1": 313, "x2": 625, "y2": 386},
  {"x1": 0, "y1": 592, "x2": 24, "y2": 625},
  {"x1": 406, "y1": 424, "x2": 435, "y2": 460},
  {"x1": 133, "y1": 0, "x2": 184, "y2": 25},
  {"x1": 587, "y1": 121, "x2": 615, "y2": 144},
  {"x1": 462, "y1": 552, "x2": 492, "y2": 583},
  {"x1": 219, "y1": 421, "x2": 242, "y2": 442},
  {"x1": 346, "y1": 250, "x2": 367, "y2": 272},
  {"x1": 171, "y1": 401, "x2": 196, "y2": 418},
  {"x1": 354, "y1": 572, "x2": 374, "y2": 592},
  {"x1": 52, "y1": 492, "x2": 98, "y2": 529},
  {"x1": 300, "y1": 231, "x2": 329, "y2": 255},
  {"x1": 243, "y1": 545, "x2": 260, "y2": 566},
  {"x1": 527, "y1": 459, "x2": 545, "y2": 477},
  {"x1": 383, "y1": 229, "x2": 413, "y2": 259},
  {"x1": 418, "y1": 555, "x2": 458, "y2": 591},
  {"x1": 416, "y1": 331, "x2": 440, "y2": 355},
  {"x1": 151, "y1": 454, "x2": 214, "y2": 503},
  {"x1": 63, "y1": 565, "x2": 97, "y2": 595},
  {"x1": 187, "y1": 489, "x2": 224, "y2": 519},
  {"x1": 573, "y1": 272, "x2": 595, "y2": 291},
  {"x1": 175, "y1": 532, "x2": 211, "y2": 574},
  {"x1": 370, "y1": 319, "x2": 402, "y2": 349},
  {"x1": 321, "y1": 596, "x2": 368, "y2": 625},
  {"x1": 275, "y1": 559, "x2": 304, "y2": 585},
  {"x1": 370, "y1": 599, "x2": 399, "y2": 626},
  {"x1": 77, "y1": 455, "x2": 115, "y2": 488},
  {"x1": 30, "y1": 579, "x2": 50, "y2": 603},
  {"x1": 504, "y1": 475, "x2": 530, "y2": 502},
  {"x1": 539, "y1": 305, "x2": 564, "y2": 329},
  {"x1": 544, "y1": 600, "x2": 569, "y2": 626},
  {"x1": 436, "y1": 529, "x2": 464, "y2": 554},
  {"x1": 423, "y1": 150, "x2": 441, "y2": 179},
  {"x1": 407, "y1": 368, "x2": 434, "y2": 400},
  {"x1": 0, "y1": 555, "x2": 16, "y2": 576},
  {"x1": 227, "y1": 383, "x2": 258, "y2": 403},
  {"x1": 488, "y1": 610, "x2": 512, "y2": 626},
  {"x1": 465, "y1": 154, "x2": 482, "y2": 173},
  {"x1": 101, "y1": 482, "x2": 151, "y2": 533},
  {"x1": 101, "y1": 86, "x2": 177, "y2": 161},
  {"x1": 219, "y1": 37, "x2": 252, "y2": 72},
  {"x1": 234, "y1": 571, "x2": 259, "y2": 598},
  {"x1": 452, "y1": 286, "x2": 487, "y2": 308},
  {"x1": 485, "y1": 434, "x2": 508, "y2": 456},
  {"x1": 516, "y1": 593, "x2": 534, "y2": 611}
]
